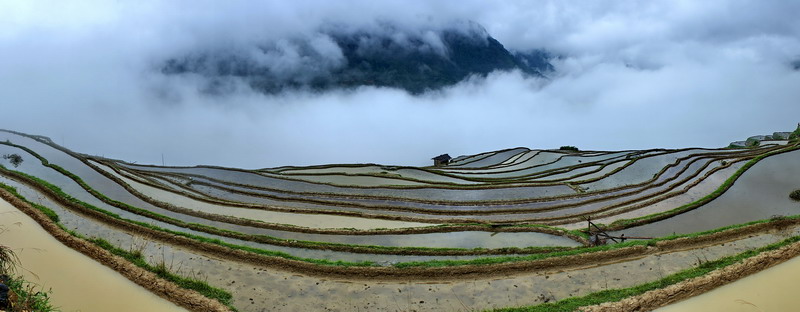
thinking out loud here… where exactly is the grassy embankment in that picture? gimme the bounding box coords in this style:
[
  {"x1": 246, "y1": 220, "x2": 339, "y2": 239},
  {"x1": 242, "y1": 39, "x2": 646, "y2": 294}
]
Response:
[
  {"x1": 489, "y1": 233, "x2": 800, "y2": 311},
  {"x1": 1, "y1": 275, "x2": 57, "y2": 312},
  {"x1": 1, "y1": 144, "x2": 797, "y2": 270},
  {"x1": 0, "y1": 183, "x2": 236, "y2": 311}
]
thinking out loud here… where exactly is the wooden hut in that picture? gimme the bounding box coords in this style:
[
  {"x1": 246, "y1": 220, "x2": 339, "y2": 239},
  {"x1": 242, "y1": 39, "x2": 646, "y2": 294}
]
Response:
[{"x1": 432, "y1": 154, "x2": 452, "y2": 167}]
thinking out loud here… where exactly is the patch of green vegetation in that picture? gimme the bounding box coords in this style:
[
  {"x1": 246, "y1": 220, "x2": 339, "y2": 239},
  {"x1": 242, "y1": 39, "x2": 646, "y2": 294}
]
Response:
[
  {"x1": 515, "y1": 223, "x2": 589, "y2": 240},
  {"x1": 394, "y1": 213, "x2": 800, "y2": 269},
  {"x1": 2, "y1": 143, "x2": 795, "y2": 272},
  {"x1": 1, "y1": 153, "x2": 23, "y2": 168},
  {"x1": 0, "y1": 146, "x2": 586, "y2": 257},
  {"x1": 29, "y1": 202, "x2": 59, "y2": 223},
  {"x1": 488, "y1": 234, "x2": 800, "y2": 312},
  {"x1": 393, "y1": 241, "x2": 645, "y2": 268},
  {"x1": 0, "y1": 169, "x2": 380, "y2": 267},
  {"x1": 608, "y1": 145, "x2": 800, "y2": 229},
  {"x1": 88, "y1": 238, "x2": 235, "y2": 309},
  {"x1": 559, "y1": 146, "x2": 579, "y2": 152},
  {"x1": 2, "y1": 133, "x2": 799, "y2": 277},
  {"x1": 790, "y1": 189, "x2": 800, "y2": 201},
  {"x1": 2, "y1": 275, "x2": 58, "y2": 312},
  {"x1": 8, "y1": 155, "x2": 797, "y2": 272},
  {"x1": 0, "y1": 182, "x2": 237, "y2": 311},
  {"x1": 0, "y1": 182, "x2": 58, "y2": 223},
  {"x1": 0, "y1": 193, "x2": 57, "y2": 312}
]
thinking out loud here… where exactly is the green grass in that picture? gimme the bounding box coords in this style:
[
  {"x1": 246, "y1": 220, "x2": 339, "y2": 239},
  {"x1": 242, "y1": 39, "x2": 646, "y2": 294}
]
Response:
[
  {"x1": 790, "y1": 189, "x2": 800, "y2": 201},
  {"x1": 393, "y1": 241, "x2": 645, "y2": 268},
  {"x1": 0, "y1": 183, "x2": 58, "y2": 223},
  {"x1": 394, "y1": 214, "x2": 800, "y2": 268},
  {"x1": 87, "y1": 237, "x2": 234, "y2": 309},
  {"x1": 608, "y1": 145, "x2": 799, "y2": 229},
  {"x1": 3, "y1": 154, "x2": 798, "y2": 271},
  {"x1": 0, "y1": 170, "x2": 380, "y2": 267},
  {"x1": 0, "y1": 142, "x2": 588, "y2": 255},
  {"x1": 489, "y1": 234, "x2": 800, "y2": 311},
  {"x1": 2, "y1": 275, "x2": 58, "y2": 312},
  {"x1": 4, "y1": 155, "x2": 592, "y2": 270},
  {"x1": 2, "y1": 136, "x2": 798, "y2": 272},
  {"x1": 0, "y1": 182, "x2": 237, "y2": 311}
]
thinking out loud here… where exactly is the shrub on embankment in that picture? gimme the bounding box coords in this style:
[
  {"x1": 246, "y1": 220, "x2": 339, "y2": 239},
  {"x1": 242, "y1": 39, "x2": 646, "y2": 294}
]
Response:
[
  {"x1": 2, "y1": 230, "x2": 56, "y2": 312},
  {"x1": 791, "y1": 189, "x2": 800, "y2": 201},
  {"x1": 1, "y1": 275, "x2": 57, "y2": 312}
]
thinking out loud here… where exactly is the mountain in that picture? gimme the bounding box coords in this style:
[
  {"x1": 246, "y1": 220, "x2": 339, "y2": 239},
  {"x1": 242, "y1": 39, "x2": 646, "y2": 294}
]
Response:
[{"x1": 161, "y1": 22, "x2": 553, "y2": 94}]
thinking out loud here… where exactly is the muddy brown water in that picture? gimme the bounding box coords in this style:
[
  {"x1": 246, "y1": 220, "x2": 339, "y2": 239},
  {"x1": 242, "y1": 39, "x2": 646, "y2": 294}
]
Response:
[
  {"x1": 91, "y1": 161, "x2": 581, "y2": 249},
  {"x1": 655, "y1": 254, "x2": 800, "y2": 312},
  {"x1": 6, "y1": 174, "x2": 800, "y2": 311},
  {"x1": 4, "y1": 145, "x2": 545, "y2": 261},
  {"x1": 4, "y1": 130, "x2": 797, "y2": 311},
  {"x1": 0, "y1": 176, "x2": 578, "y2": 262},
  {"x1": 0, "y1": 175, "x2": 515, "y2": 264},
  {"x1": 0, "y1": 199, "x2": 187, "y2": 312},
  {"x1": 91, "y1": 160, "x2": 435, "y2": 231}
]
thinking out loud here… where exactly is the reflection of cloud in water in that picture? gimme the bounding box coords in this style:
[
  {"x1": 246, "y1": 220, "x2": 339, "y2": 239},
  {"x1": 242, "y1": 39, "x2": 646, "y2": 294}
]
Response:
[{"x1": 622, "y1": 150, "x2": 800, "y2": 238}]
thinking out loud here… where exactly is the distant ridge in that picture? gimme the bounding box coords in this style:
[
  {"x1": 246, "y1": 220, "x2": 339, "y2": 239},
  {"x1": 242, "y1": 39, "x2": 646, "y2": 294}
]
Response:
[{"x1": 162, "y1": 21, "x2": 553, "y2": 94}]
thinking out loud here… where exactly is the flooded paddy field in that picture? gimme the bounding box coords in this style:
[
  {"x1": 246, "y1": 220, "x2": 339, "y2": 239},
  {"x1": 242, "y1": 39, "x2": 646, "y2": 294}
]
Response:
[
  {"x1": 656, "y1": 251, "x2": 800, "y2": 312},
  {"x1": 0, "y1": 198, "x2": 186, "y2": 312},
  {"x1": 618, "y1": 149, "x2": 800, "y2": 238},
  {"x1": 2, "y1": 128, "x2": 799, "y2": 311}
]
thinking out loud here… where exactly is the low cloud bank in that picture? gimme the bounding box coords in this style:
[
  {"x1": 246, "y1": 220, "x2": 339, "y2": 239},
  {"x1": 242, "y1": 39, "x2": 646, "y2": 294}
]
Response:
[{"x1": 1, "y1": 1, "x2": 798, "y2": 168}]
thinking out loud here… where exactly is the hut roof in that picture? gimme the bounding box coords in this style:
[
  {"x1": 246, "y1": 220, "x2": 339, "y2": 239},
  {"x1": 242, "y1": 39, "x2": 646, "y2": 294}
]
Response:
[{"x1": 432, "y1": 154, "x2": 452, "y2": 161}]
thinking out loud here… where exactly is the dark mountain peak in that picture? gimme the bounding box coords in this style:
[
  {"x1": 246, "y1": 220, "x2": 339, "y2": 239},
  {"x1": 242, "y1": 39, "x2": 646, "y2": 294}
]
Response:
[
  {"x1": 162, "y1": 21, "x2": 553, "y2": 95},
  {"x1": 513, "y1": 50, "x2": 556, "y2": 75}
]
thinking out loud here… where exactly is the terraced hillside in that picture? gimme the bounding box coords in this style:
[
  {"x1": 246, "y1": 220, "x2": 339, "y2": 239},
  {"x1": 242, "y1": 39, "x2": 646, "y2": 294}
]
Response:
[{"x1": 1, "y1": 128, "x2": 799, "y2": 311}]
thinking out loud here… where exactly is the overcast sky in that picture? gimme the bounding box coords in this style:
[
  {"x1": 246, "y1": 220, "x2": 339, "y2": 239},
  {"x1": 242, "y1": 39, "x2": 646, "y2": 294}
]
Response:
[{"x1": 1, "y1": 0, "x2": 799, "y2": 168}]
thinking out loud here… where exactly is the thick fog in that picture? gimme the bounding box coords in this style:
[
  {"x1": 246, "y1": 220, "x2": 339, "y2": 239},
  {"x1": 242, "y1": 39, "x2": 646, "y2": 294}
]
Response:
[{"x1": 1, "y1": 1, "x2": 799, "y2": 168}]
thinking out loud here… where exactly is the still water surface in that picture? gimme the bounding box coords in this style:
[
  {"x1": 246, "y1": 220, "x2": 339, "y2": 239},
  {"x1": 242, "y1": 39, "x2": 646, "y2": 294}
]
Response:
[
  {"x1": 0, "y1": 199, "x2": 186, "y2": 312},
  {"x1": 656, "y1": 254, "x2": 800, "y2": 312}
]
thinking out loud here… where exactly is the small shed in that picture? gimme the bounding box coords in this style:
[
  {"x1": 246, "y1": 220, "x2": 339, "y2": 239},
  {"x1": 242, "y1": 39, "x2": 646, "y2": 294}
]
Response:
[{"x1": 432, "y1": 154, "x2": 452, "y2": 167}]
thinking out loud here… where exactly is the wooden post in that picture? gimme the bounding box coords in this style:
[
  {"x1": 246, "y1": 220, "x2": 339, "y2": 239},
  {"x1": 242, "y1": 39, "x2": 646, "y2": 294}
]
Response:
[{"x1": 586, "y1": 216, "x2": 591, "y2": 235}]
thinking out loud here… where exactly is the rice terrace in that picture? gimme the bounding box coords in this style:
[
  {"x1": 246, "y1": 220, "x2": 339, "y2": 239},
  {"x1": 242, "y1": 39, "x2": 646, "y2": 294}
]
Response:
[
  {"x1": 1, "y1": 126, "x2": 800, "y2": 311},
  {"x1": 2, "y1": 1, "x2": 800, "y2": 311}
]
